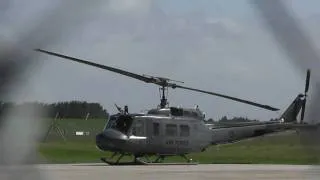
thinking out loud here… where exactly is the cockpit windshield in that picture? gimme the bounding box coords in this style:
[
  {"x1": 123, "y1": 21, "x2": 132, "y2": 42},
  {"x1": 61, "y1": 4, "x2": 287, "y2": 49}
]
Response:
[
  {"x1": 105, "y1": 114, "x2": 133, "y2": 134},
  {"x1": 147, "y1": 109, "x2": 170, "y2": 116},
  {"x1": 146, "y1": 107, "x2": 204, "y2": 120}
]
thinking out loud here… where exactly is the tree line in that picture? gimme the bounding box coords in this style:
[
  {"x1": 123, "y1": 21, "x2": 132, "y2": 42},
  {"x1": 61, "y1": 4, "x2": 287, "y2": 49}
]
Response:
[
  {"x1": 206, "y1": 116, "x2": 260, "y2": 124},
  {"x1": 0, "y1": 101, "x2": 269, "y2": 122},
  {"x1": 0, "y1": 101, "x2": 108, "y2": 119}
]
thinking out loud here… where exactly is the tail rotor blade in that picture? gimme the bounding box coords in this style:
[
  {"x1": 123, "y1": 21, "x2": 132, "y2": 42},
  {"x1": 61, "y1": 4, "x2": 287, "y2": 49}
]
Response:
[
  {"x1": 301, "y1": 69, "x2": 310, "y2": 123},
  {"x1": 301, "y1": 99, "x2": 307, "y2": 123},
  {"x1": 305, "y1": 69, "x2": 311, "y2": 94}
]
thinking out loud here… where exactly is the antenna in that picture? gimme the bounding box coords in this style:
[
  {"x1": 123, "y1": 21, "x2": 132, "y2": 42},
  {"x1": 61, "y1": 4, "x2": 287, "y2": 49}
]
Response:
[
  {"x1": 85, "y1": 112, "x2": 90, "y2": 120},
  {"x1": 43, "y1": 112, "x2": 66, "y2": 142}
]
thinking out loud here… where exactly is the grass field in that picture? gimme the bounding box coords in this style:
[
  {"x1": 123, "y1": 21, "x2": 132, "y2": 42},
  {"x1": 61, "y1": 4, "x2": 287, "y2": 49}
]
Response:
[{"x1": 37, "y1": 118, "x2": 320, "y2": 164}]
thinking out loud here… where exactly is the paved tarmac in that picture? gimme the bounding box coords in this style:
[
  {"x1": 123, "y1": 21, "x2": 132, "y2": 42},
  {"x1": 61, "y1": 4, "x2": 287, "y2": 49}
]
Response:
[{"x1": 30, "y1": 163, "x2": 320, "y2": 180}]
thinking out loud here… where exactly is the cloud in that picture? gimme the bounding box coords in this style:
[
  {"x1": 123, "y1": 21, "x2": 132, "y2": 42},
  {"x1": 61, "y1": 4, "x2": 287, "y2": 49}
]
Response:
[
  {"x1": 107, "y1": 0, "x2": 152, "y2": 16},
  {"x1": 204, "y1": 18, "x2": 243, "y2": 37}
]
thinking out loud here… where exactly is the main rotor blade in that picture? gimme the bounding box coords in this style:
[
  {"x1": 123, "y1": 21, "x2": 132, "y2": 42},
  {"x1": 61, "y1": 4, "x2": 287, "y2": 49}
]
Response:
[
  {"x1": 36, "y1": 49, "x2": 279, "y2": 111},
  {"x1": 35, "y1": 49, "x2": 154, "y2": 83},
  {"x1": 173, "y1": 84, "x2": 279, "y2": 111}
]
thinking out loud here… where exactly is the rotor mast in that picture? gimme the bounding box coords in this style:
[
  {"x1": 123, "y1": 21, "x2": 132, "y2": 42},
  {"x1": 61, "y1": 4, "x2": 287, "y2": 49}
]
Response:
[
  {"x1": 156, "y1": 78, "x2": 170, "y2": 108},
  {"x1": 156, "y1": 77, "x2": 182, "y2": 108},
  {"x1": 160, "y1": 85, "x2": 167, "y2": 108}
]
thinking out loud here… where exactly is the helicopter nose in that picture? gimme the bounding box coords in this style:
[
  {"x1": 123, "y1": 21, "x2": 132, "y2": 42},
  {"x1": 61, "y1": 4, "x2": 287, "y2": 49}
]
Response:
[{"x1": 95, "y1": 129, "x2": 128, "y2": 151}]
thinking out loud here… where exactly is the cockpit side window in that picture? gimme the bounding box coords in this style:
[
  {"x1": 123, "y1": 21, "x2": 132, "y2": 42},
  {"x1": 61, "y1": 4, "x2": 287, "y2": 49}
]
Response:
[
  {"x1": 105, "y1": 114, "x2": 133, "y2": 134},
  {"x1": 131, "y1": 119, "x2": 145, "y2": 136},
  {"x1": 116, "y1": 116, "x2": 131, "y2": 134},
  {"x1": 105, "y1": 115, "x2": 118, "y2": 129},
  {"x1": 153, "y1": 122, "x2": 160, "y2": 136}
]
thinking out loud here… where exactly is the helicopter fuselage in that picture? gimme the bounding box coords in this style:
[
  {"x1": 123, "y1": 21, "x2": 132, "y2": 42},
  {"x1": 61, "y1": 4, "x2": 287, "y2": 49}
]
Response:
[
  {"x1": 95, "y1": 107, "x2": 212, "y2": 156},
  {"x1": 95, "y1": 104, "x2": 300, "y2": 158}
]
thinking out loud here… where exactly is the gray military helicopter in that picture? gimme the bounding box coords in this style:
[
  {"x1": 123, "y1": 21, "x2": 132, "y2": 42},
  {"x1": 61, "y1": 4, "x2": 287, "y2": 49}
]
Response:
[{"x1": 36, "y1": 48, "x2": 315, "y2": 165}]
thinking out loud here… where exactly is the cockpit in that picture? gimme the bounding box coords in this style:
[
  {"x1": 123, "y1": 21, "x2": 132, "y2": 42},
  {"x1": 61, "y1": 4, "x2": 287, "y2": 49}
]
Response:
[{"x1": 104, "y1": 114, "x2": 134, "y2": 134}]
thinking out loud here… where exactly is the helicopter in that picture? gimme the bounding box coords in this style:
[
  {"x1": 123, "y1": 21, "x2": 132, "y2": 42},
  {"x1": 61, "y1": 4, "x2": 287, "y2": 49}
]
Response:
[{"x1": 35, "y1": 48, "x2": 316, "y2": 165}]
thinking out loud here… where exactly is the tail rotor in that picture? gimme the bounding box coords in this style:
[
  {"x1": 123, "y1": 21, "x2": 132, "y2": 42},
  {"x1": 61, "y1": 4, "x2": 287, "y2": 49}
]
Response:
[{"x1": 300, "y1": 69, "x2": 311, "y2": 123}]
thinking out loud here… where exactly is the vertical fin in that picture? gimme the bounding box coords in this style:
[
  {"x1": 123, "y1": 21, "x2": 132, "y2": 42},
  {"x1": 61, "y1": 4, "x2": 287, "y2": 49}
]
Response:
[{"x1": 279, "y1": 94, "x2": 304, "y2": 123}]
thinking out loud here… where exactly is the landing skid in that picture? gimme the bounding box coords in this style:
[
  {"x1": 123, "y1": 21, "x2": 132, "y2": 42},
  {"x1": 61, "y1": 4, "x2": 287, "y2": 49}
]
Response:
[
  {"x1": 100, "y1": 154, "x2": 198, "y2": 166},
  {"x1": 135, "y1": 158, "x2": 198, "y2": 165},
  {"x1": 100, "y1": 157, "x2": 145, "y2": 166},
  {"x1": 100, "y1": 157, "x2": 198, "y2": 166}
]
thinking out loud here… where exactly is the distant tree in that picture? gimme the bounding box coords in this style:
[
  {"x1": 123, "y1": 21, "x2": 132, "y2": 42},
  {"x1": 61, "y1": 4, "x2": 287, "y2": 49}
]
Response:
[
  {"x1": 0, "y1": 101, "x2": 108, "y2": 119},
  {"x1": 218, "y1": 116, "x2": 259, "y2": 123},
  {"x1": 219, "y1": 116, "x2": 228, "y2": 122},
  {"x1": 206, "y1": 118, "x2": 215, "y2": 123}
]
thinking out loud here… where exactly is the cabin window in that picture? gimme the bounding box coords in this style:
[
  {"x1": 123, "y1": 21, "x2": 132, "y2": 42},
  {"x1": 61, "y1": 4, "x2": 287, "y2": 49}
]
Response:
[
  {"x1": 180, "y1": 125, "x2": 190, "y2": 137},
  {"x1": 153, "y1": 122, "x2": 160, "y2": 136},
  {"x1": 165, "y1": 124, "x2": 177, "y2": 136}
]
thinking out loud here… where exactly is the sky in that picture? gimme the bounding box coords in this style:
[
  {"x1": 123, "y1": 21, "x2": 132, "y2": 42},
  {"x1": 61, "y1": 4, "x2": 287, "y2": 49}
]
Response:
[{"x1": 2, "y1": 0, "x2": 320, "y2": 121}]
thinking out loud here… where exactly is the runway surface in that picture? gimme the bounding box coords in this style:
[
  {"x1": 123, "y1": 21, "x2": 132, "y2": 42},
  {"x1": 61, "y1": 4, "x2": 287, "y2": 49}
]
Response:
[{"x1": 27, "y1": 163, "x2": 320, "y2": 180}]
